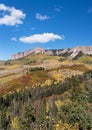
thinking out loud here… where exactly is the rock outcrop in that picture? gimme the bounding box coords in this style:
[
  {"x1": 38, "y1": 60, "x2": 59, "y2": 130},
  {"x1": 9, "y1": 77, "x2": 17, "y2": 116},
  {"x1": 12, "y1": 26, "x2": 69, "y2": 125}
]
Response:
[
  {"x1": 57, "y1": 46, "x2": 92, "y2": 58},
  {"x1": 67, "y1": 46, "x2": 92, "y2": 58},
  {"x1": 11, "y1": 47, "x2": 45, "y2": 60},
  {"x1": 11, "y1": 46, "x2": 92, "y2": 60}
]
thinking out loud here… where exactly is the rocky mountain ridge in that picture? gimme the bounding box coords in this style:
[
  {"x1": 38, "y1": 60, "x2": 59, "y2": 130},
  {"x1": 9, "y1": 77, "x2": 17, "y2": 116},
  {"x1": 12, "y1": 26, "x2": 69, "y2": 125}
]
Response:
[{"x1": 11, "y1": 46, "x2": 92, "y2": 60}]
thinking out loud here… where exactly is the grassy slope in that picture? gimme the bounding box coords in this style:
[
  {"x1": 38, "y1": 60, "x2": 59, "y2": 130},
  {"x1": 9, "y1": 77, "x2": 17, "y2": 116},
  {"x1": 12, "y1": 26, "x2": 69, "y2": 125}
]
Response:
[
  {"x1": 0, "y1": 53, "x2": 91, "y2": 95},
  {"x1": 6, "y1": 53, "x2": 59, "y2": 65},
  {"x1": 0, "y1": 70, "x2": 52, "y2": 95},
  {"x1": 0, "y1": 54, "x2": 58, "y2": 94},
  {"x1": 76, "y1": 55, "x2": 92, "y2": 64}
]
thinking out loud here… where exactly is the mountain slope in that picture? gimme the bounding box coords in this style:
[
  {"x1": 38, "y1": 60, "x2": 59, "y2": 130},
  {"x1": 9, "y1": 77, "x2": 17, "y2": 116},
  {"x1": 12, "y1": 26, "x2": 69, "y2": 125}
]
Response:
[
  {"x1": 10, "y1": 46, "x2": 92, "y2": 60},
  {"x1": 76, "y1": 55, "x2": 92, "y2": 64}
]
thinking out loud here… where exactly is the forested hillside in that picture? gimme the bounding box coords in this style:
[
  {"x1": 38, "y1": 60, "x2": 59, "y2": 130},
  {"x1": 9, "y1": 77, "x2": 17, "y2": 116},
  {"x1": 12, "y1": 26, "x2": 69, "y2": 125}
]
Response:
[{"x1": 0, "y1": 70, "x2": 92, "y2": 130}]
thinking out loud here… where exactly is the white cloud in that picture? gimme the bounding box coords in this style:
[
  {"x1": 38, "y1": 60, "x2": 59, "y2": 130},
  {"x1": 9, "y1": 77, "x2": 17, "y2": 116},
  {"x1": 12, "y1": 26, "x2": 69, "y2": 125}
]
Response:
[
  {"x1": 0, "y1": 3, "x2": 26, "y2": 26},
  {"x1": 36, "y1": 13, "x2": 49, "y2": 21},
  {"x1": 88, "y1": 8, "x2": 92, "y2": 13},
  {"x1": 0, "y1": 3, "x2": 8, "y2": 11},
  {"x1": 19, "y1": 33, "x2": 64, "y2": 44},
  {"x1": 11, "y1": 37, "x2": 17, "y2": 42}
]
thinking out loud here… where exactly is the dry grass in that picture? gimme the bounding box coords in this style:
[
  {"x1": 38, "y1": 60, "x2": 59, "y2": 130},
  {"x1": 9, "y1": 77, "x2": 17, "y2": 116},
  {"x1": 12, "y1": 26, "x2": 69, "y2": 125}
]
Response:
[
  {"x1": 0, "y1": 70, "x2": 51, "y2": 94},
  {"x1": 0, "y1": 53, "x2": 91, "y2": 95}
]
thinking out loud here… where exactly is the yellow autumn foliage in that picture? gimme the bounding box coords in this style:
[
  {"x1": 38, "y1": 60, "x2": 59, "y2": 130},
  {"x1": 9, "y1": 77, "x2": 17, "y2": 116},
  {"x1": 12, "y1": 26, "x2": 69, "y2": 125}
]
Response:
[
  {"x1": 56, "y1": 120, "x2": 79, "y2": 130},
  {"x1": 10, "y1": 116, "x2": 20, "y2": 129}
]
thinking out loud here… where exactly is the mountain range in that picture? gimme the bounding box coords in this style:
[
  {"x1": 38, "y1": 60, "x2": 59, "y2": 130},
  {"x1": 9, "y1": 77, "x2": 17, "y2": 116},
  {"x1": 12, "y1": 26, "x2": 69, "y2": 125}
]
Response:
[{"x1": 11, "y1": 46, "x2": 92, "y2": 60}]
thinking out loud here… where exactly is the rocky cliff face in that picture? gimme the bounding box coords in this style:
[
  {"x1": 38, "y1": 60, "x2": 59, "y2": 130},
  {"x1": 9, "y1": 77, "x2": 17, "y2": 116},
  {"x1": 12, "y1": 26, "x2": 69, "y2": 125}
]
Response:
[
  {"x1": 11, "y1": 46, "x2": 92, "y2": 60},
  {"x1": 67, "y1": 46, "x2": 92, "y2": 58},
  {"x1": 11, "y1": 47, "x2": 45, "y2": 60},
  {"x1": 56, "y1": 46, "x2": 92, "y2": 58}
]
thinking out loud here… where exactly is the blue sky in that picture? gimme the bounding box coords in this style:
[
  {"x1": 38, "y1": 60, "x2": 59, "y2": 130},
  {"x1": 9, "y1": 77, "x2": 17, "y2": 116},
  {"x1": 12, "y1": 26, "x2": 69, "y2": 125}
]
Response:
[{"x1": 0, "y1": 0, "x2": 92, "y2": 60}]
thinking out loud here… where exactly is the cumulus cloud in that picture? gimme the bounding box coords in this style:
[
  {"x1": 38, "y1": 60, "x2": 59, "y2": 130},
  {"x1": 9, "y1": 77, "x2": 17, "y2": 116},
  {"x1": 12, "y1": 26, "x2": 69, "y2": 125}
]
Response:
[
  {"x1": 11, "y1": 37, "x2": 17, "y2": 42},
  {"x1": 0, "y1": 3, "x2": 26, "y2": 26},
  {"x1": 36, "y1": 13, "x2": 49, "y2": 21},
  {"x1": 19, "y1": 33, "x2": 64, "y2": 44}
]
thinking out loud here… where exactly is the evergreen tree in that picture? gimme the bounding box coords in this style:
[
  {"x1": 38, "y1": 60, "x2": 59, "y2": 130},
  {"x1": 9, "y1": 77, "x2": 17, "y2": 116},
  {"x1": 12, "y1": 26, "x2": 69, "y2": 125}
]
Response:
[
  {"x1": 48, "y1": 101, "x2": 58, "y2": 130},
  {"x1": 0, "y1": 107, "x2": 8, "y2": 130},
  {"x1": 36, "y1": 99, "x2": 47, "y2": 130},
  {"x1": 20, "y1": 100, "x2": 35, "y2": 130},
  {"x1": 60, "y1": 77, "x2": 91, "y2": 130}
]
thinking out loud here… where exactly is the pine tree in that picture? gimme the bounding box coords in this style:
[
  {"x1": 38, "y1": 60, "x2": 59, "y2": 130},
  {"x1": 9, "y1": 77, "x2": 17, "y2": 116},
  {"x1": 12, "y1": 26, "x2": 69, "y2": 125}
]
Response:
[
  {"x1": 48, "y1": 101, "x2": 58, "y2": 130},
  {"x1": 60, "y1": 77, "x2": 91, "y2": 130},
  {"x1": 0, "y1": 108, "x2": 8, "y2": 130},
  {"x1": 20, "y1": 100, "x2": 35, "y2": 130},
  {"x1": 36, "y1": 99, "x2": 47, "y2": 130}
]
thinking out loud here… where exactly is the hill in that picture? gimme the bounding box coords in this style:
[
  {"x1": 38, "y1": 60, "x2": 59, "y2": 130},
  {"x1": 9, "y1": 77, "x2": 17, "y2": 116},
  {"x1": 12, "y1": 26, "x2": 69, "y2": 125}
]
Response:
[
  {"x1": 0, "y1": 46, "x2": 92, "y2": 130},
  {"x1": 76, "y1": 55, "x2": 92, "y2": 64},
  {"x1": 0, "y1": 49, "x2": 92, "y2": 94}
]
